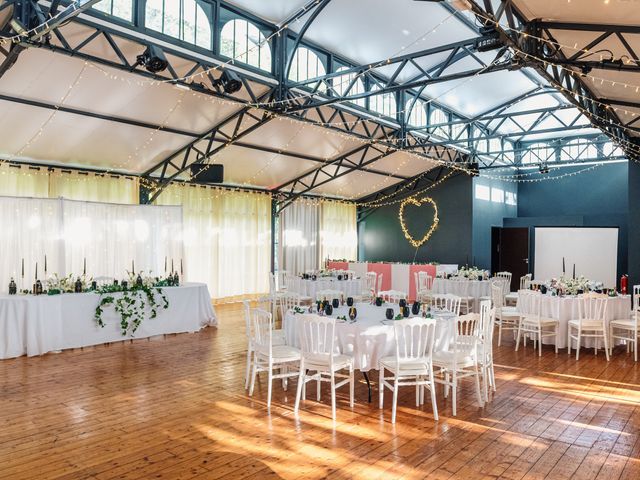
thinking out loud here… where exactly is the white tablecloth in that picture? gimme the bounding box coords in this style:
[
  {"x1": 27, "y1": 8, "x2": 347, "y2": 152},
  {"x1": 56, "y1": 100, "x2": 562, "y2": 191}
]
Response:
[
  {"x1": 432, "y1": 278, "x2": 491, "y2": 300},
  {"x1": 284, "y1": 303, "x2": 456, "y2": 371},
  {"x1": 516, "y1": 294, "x2": 630, "y2": 348},
  {"x1": 290, "y1": 278, "x2": 364, "y2": 300},
  {"x1": 0, "y1": 283, "x2": 216, "y2": 359}
]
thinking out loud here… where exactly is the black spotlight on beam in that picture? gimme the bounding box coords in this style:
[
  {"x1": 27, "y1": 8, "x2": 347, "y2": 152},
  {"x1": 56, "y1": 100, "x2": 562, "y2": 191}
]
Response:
[
  {"x1": 539, "y1": 163, "x2": 550, "y2": 174},
  {"x1": 468, "y1": 160, "x2": 480, "y2": 177},
  {"x1": 214, "y1": 69, "x2": 243, "y2": 94},
  {"x1": 135, "y1": 45, "x2": 169, "y2": 73}
]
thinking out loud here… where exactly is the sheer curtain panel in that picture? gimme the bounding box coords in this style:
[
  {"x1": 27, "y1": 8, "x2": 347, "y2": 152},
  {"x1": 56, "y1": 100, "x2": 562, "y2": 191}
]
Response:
[
  {"x1": 279, "y1": 200, "x2": 320, "y2": 274},
  {"x1": 320, "y1": 201, "x2": 357, "y2": 262},
  {"x1": 156, "y1": 185, "x2": 272, "y2": 300}
]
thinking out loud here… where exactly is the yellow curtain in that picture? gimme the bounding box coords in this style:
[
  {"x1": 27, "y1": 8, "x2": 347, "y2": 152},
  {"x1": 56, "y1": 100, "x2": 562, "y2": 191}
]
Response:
[
  {"x1": 320, "y1": 200, "x2": 358, "y2": 262},
  {"x1": 156, "y1": 184, "x2": 272, "y2": 301},
  {"x1": 49, "y1": 170, "x2": 139, "y2": 204},
  {"x1": 0, "y1": 163, "x2": 49, "y2": 198},
  {"x1": 0, "y1": 164, "x2": 138, "y2": 204}
]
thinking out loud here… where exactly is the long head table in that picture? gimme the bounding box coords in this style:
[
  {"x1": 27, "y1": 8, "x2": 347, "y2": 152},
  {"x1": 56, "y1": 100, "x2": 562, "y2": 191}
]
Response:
[{"x1": 0, "y1": 283, "x2": 216, "y2": 359}]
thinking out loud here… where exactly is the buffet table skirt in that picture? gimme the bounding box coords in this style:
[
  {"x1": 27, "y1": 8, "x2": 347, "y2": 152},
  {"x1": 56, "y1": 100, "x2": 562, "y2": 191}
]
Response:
[
  {"x1": 290, "y1": 278, "x2": 363, "y2": 300},
  {"x1": 516, "y1": 294, "x2": 630, "y2": 349},
  {"x1": 284, "y1": 303, "x2": 456, "y2": 372},
  {"x1": 0, "y1": 283, "x2": 216, "y2": 359}
]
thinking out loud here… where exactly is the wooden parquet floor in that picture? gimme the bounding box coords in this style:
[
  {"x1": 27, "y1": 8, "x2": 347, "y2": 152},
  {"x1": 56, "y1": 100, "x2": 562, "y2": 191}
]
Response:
[{"x1": 1, "y1": 303, "x2": 639, "y2": 480}]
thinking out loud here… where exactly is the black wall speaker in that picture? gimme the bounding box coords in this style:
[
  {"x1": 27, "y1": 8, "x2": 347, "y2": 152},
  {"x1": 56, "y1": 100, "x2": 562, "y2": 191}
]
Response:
[{"x1": 190, "y1": 164, "x2": 224, "y2": 184}]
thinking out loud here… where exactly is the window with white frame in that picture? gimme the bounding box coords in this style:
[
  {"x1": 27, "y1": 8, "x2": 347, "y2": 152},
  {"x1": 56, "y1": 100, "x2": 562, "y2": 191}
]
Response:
[
  {"x1": 220, "y1": 19, "x2": 272, "y2": 71},
  {"x1": 332, "y1": 67, "x2": 365, "y2": 107},
  {"x1": 505, "y1": 191, "x2": 517, "y2": 206},
  {"x1": 560, "y1": 139, "x2": 597, "y2": 161},
  {"x1": 406, "y1": 98, "x2": 427, "y2": 127},
  {"x1": 146, "y1": 0, "x2": 212, "y2": 49},
  {"x1": 475, "y1": 184, "x2": 490, "y2": 201},
  {"x1": 93, "y1": 0, "x2": 133, "y2": 21},
  {"x1": 288, "y1": 46, "x2": 327, "y2": 93},
  {"x1": 473, "y1": 127, "x2": 488, "y2": 153},
  {"x1": 369, "y1": 85, "x2": 397, "y2": 117},
  {"x1": 521, "y1": 143, "x2": 553, "y2": 164},
  {"x1": 603, "y1": 141, "x2": 624, "y2": 157},
  {"x1": 491, "y1": 187, "x2": 504, "y2": 203},
  {"x1": 430, "y1": 107, "x2": 448, "y2": 138}
]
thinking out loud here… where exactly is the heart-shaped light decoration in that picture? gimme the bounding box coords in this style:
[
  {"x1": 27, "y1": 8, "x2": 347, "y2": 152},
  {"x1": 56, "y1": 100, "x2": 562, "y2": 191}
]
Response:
[{"x1": 399, "y1": 196, "x2": 439, "y2": 248}]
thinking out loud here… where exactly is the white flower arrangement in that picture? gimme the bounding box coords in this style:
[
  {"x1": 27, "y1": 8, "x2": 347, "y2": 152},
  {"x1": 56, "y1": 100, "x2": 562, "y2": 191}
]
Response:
[
  {"x1": 46, "y1": 273, "x2": 92, "y2": 293},
  {"x1": 455, "y1": 266, "x2": 488, "y2": 280},
  {"x1": 551, "y1": 275, "x2": 591, "y2": 295}
]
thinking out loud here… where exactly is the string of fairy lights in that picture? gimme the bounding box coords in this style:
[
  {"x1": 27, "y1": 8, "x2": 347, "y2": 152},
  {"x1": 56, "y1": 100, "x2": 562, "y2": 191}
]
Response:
[{"x1": 3, "y1": 0, "x2": 640, "y2": 206}]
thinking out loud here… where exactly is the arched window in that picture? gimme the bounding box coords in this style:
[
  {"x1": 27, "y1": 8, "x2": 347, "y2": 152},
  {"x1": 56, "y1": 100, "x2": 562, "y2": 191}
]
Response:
[
  {"x1": 429, "y1": 107, "x2": 448, "y2": 138},
  {"x1": 94, "y1": 0, "x2": 133, "y2": 21},
  {"x1": 369, "y1": 85, "x2": 396, "y2": 118},
  {"x1": 406, "y1": 98, "x2": 427, "y2": 127},
  {"x1": 220, "y1": 19, "x2": 272, "y2": 72},
  {"x1": 452, "y1": 122, "x2": 468, "y2": 142},
  {"x1": 146, "y1": 0, "x2": 212, "y2": 49},
  {"x1": 561, "y1": 139, "x2": 597, "y2": 161},
  {"x1": 521, "y1": 143, "x2": 552, "y2": 164},
  {"x1": 332, "y1": 67, "x2": 365, "y2": 107},
  {"x1": 288, "y1": 47, "x2": 326, "y2": 87}
]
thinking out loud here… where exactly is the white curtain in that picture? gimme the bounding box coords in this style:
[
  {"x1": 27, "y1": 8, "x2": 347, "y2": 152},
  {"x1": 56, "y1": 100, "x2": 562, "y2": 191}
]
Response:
[
  {"x1": 156, "y1": 184, "x2": 272, "y2": 300},
  {"x1": 0, "y1": 196, "x2": 183, "y2": 292},
  {"x1": 320, "y1": 201, "x2": 358, "y2": 262},
  {"x1": 0, "y1": 163, "x2": 49, "y2": 197},
  {"x1": 49, "y1": 171, "x2": 139, "y2": 204},
  {"x1": 279, "y1": 200, "x2": 320, "y2": 275}
]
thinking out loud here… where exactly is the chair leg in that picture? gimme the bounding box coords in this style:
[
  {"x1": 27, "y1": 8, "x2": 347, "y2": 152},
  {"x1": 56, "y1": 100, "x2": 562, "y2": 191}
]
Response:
[
  {"x1": 249, "y1": 354, "x2": 258, "y2": 396},
  {"x1": 317, "y1": 374, "x2": 321, "y2": 402},
  {"x1": 267, "y1": 365, "x2": 273, "y2": 409},
  {"x1": 444, "y1": 371, "x2": 450, "y2": 398},
  {"x1": 474, "y1": 365, "x2": 484, "y2": 407},
  {"x1": 538, "y1": 329, "x2": 542, "y2": 357},
  {"x1": 603, "y1": 330, "x2": 610, "y2": 361},
  {"x1": 378, "y1": 366, "x2": 384, "y2": 409},
  {"x1": 451, "y1": 371, "x2": 457, "y2": 416},
  {"x1": 515, "y1": 323, "x2": 522, "y2": 351},
  {"x1": 429, "y1": 366, "x2": 439, "y2": 421},
  {"x1": 576, "y1": 330, "x2": 581, "y2": 360},
  {"x1": 245, "y1": 347, "x2": 252, "y2": 390},
  {"x1": 391, "y1": 377, "x2": 399, "y2": 424},
  {"x1": 349, "y1": 366, "x2": 354, "y2": 408},
  {"x1": 294, "y1": 366, "x2": 304, "y2": 415},
  {"x1": 490, "y1": 361, "x2": 496, "y2": 392},
  {"x1": 330, "y1": 373, "x2": 337, "y2": 421},
  {"x1": 482, "y1": 365, "x2": 489, "y2": 403},
  {"x1": 498, "y1": 319, "x2": 503, "y2": 346},
  {"x1": 282, "y1": 365, "x2": 288, "y2": 391}
]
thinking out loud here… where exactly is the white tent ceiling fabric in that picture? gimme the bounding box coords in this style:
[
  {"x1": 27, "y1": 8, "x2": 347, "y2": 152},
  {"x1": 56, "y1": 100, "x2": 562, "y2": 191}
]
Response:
[{"x1": 0, "y1": 0, "x2": 635, "y2": 199}]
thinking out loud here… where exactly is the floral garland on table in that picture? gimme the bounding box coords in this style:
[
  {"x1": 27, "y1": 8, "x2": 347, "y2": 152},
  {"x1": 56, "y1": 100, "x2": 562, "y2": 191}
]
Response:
[
  {"x1": 549, "y1": 276, "x2": 603, "y2": 296},
  {"x1": 93, "y1": 271, "x2": 169, "y2": 337},
  {"x1": 46, "y1": 273, "x2": 92, "y2": 294}
]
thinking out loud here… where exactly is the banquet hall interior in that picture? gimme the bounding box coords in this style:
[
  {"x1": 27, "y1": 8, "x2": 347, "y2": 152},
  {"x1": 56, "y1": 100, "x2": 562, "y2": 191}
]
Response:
[{"x1": 1, "y1": 0, "x2": 640, "y2": 479}]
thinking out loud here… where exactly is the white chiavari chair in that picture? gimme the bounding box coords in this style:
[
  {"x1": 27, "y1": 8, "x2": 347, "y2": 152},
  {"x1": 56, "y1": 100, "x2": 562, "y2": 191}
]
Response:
[
  {"x1": 378, "y1": 317, "x2": 438, "y2": 423},
  {"x1": 248, "y1": 309, "x2": 301, "y2": 408},
  {"x1": 505, "y1": 274, "x2": 531, "y2": 305},
  {"x1": 432, "y1": 314, "x2": 485, "y2": 416},
  {"x1": 279, "y1": 292, "x2": 302, "y2": 321},
  {"x1": 294, "y1": 314, "x2": 354, "y2": 421},
  {"x1": 477, "y1": 300, "x2": 497, "y2": 402},
  {"x1": 492, "y1": 282, "x2": 521, "y2": 346},
  {"x1": 431, "y1": 294, "x2": 461, "y2": 316},
  {"x1": 360, "y1": 271, "x2": 377, "y2": 302},
  {"x1": 452, "y1": 277, "x2": 475, "y2": 314},
  {"x1": 244, "y1": 300, "x2": 286, "y2": 390},
  {"x1": 629, "y1": 285, "x2": 640, "y2": 318},
  {"x1": 568, "y1": 294, "x2": 609, "y2": 361},
  {"x1": 516, "y1": 290, "x2": 559, "y2": 356},
  {"x1": 610, "y1": 291, "x2": 639, "y2": 361},
  {"x1": 416, "y1": 272, "x2": 434, "y2": 303},
  {"x1": 496, "y1": 271, "x2": 512, "y2": 297},
  {"x1": 316, "y1": 289, "x2": 342, "y2": 302},
  {"x1": 379, "y1": 290, "x2": 408, "y2": 304}
]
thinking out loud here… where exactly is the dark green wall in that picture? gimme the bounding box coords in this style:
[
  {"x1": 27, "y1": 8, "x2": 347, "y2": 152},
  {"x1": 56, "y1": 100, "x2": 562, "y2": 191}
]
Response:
[
  {"x1": 628, "y1": 161, "x2": 640, "y2": 287},
  {"x1": 358, "y1": 172, "x2": 473, "y2": 264}
]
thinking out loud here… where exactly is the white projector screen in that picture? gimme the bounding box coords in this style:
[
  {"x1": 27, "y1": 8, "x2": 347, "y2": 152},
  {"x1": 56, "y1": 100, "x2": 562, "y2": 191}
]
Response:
[{"x1": 534, "y1": 227, "x2": 618, "y2": 288}]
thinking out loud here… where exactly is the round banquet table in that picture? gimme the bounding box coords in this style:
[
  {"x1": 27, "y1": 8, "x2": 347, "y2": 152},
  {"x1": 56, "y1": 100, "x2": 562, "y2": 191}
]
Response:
[
  {"x1": 283, "y1": 303, "x2": 457, "y2": 372},
  {"x1": 289, "y1": 277, "x2": 364, "y2": 300},
  {"x1": 432, "y1": 278, "x2": 491, "y2": 302},
  {"x1": 516, "y1": 294, "x2": 630, "y2": 348}
]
